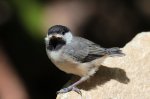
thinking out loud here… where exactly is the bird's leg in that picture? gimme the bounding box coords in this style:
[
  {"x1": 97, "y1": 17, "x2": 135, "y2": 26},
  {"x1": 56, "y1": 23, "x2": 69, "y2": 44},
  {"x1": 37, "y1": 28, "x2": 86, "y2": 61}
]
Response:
[{"x1": 57, "y1": 76, "x2": 89, "y2": 95}]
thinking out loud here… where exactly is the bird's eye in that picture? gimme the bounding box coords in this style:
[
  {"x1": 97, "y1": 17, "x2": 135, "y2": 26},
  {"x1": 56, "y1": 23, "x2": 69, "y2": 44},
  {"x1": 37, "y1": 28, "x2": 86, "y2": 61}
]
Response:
[{"x1": 62, "y1": 31, "x2": 65, "y2": 35}]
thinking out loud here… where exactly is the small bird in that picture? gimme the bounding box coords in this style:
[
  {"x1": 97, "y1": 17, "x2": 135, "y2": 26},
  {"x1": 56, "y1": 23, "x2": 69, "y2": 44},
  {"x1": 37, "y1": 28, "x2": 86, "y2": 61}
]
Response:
[{"x1": 45, "y1": 25, "x2": 125, "y2": 94}]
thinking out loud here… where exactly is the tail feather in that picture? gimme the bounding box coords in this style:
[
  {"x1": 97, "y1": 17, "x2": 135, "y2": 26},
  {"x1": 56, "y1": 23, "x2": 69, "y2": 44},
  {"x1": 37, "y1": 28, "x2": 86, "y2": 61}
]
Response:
[{"x1": 105, "y1": 47, "x2": 125, "y2": 57}]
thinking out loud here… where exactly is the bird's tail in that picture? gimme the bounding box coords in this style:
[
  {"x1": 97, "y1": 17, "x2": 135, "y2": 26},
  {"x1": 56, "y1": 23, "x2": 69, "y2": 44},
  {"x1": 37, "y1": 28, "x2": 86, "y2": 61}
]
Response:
[{"x1": 105, "y1": 47, "x2": 125, "y2": 57}]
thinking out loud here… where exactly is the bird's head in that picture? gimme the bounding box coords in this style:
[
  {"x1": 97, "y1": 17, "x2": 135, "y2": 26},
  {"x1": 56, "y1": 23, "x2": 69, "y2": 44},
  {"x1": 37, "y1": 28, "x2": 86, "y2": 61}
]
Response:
[{"x1": 45, "y1": 25, "x2": 73, "y2": 51}]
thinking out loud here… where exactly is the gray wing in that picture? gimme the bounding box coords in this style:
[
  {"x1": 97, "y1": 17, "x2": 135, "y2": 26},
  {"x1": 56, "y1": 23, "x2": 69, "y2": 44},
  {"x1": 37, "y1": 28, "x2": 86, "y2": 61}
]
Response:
[{"x1": 63, "y1": 37, "x2": 106, "y2": 63}]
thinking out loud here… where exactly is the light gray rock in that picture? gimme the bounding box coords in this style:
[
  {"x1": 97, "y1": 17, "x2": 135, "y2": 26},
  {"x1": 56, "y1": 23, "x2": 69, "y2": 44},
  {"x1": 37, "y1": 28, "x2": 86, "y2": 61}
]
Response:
[{"x1": 57, "y1": 32, "x2": 150, "y2": 99}]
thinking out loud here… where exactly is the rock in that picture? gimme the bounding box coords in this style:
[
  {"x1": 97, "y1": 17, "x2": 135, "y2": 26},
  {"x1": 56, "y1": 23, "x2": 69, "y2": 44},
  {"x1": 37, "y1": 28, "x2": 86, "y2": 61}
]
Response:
[{"x1": 56, "y1": 32, "x2": 150, "y2": 99}]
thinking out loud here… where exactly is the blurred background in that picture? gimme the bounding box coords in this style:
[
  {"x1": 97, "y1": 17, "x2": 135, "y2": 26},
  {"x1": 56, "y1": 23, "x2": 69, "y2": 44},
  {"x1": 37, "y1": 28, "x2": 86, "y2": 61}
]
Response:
[{"x1": 0, "y1": 0, "x2": 150, "y2": 99}]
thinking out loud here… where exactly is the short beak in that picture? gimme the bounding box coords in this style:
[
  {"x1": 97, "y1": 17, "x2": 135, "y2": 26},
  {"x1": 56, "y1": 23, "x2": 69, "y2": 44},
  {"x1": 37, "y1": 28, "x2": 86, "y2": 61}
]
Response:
[{"x1": 46, "y1": 34, "x2": 65, "y2": 50}]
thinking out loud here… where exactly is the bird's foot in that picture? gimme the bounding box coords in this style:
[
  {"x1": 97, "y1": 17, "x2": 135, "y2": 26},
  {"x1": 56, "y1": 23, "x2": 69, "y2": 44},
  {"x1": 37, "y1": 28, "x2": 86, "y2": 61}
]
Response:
[{"x1": 57, "y1": 87, "x2": 81, "y2": 95}]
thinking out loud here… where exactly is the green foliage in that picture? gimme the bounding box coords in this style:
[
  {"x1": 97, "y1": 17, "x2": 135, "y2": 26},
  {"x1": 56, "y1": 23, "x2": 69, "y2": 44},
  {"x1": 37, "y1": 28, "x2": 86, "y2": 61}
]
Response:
[{"x1": 13, "y1": 0, "x2": 44, "y2": 39}]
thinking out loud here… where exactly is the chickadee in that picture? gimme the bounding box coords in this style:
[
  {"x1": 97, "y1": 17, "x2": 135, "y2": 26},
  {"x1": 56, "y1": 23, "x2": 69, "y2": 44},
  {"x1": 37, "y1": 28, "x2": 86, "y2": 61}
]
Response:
[{"x1": 45, "y1": 25, "x2": 124, "y2": 94}]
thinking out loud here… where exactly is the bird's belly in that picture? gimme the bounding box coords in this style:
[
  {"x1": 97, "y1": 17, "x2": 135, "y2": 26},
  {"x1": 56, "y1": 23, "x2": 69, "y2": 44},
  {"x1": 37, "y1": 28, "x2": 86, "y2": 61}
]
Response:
[
  {"x1": 52, "y1": 60, "x2": 88, "y2": 77},
  {"x1": 47, "y1": 50, "x2": 94, "y2": 76}
]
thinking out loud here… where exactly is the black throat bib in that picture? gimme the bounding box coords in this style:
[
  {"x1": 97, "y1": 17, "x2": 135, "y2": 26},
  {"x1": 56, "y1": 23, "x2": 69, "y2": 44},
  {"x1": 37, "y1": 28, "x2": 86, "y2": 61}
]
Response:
[{"x1": 48, "y1": 37, "x2": 66, "y2": 51}]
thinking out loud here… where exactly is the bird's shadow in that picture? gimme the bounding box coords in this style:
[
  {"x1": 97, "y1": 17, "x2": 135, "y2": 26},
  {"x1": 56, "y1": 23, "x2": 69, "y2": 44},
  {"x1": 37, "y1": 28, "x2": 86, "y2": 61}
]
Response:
[{"x1": 68, "y1": 65, "x2": 130, "y2": 91}]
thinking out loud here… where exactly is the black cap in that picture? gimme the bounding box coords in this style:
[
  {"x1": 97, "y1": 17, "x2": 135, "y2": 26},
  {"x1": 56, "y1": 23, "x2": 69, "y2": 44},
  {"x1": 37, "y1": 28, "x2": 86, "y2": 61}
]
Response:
[{"x1": 48, "y1": 25, "x2": 70, "y2": 35}]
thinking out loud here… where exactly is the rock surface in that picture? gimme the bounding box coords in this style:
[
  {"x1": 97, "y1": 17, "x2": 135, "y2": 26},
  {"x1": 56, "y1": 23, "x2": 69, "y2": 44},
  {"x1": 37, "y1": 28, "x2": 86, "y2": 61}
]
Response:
[{"x1": 56, "y1": 32, "x2": 150, "y2": 99}]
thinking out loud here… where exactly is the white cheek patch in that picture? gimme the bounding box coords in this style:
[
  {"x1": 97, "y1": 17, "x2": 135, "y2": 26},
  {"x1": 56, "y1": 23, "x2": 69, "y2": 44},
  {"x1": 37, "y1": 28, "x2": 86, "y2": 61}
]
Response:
[
  {"x1": 45, "y1": 36, "x2": 49, "y2": 45},
  {"x1": 64, "y1": 32, "x2": 73, "y2": 44},
  {"x1": 45, "y1": 36, "x2": 49, "y2": 41}
]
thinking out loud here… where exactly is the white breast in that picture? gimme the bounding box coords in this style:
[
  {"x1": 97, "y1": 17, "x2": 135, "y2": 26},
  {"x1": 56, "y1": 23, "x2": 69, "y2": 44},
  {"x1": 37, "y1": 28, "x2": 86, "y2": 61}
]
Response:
[
  {"x1": 46, "y1": 49, "x2": 62, "y2": 62},
  {"x1": 50, "y1": 51, "x2": 61, "y2": 61},
  {"x1": 46, "y1": 49, "x2": 90, "y2": 76}
]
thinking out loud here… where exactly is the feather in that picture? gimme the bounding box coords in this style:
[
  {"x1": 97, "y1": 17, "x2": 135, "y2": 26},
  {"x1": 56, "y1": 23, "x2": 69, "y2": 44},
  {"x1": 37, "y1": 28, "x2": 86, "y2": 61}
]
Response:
[
  {"x1": 63, "y1": 37, "x2": 105, "y2": 62},
  {"x1": 63, "y1": 36, "x2": 124, "y2": 63}
]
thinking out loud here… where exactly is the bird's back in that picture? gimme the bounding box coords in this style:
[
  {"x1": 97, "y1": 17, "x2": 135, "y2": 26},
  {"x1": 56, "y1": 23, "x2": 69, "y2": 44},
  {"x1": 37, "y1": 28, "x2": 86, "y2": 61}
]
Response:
[{"x1": 63, "y1": 36, "x2": 106, "y2": 63}]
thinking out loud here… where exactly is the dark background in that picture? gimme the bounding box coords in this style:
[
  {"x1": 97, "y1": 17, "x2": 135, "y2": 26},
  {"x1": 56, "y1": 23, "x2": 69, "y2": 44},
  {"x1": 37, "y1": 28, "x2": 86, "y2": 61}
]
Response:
[{"x1": 0, "y1": 0, "x2": 150, "y2": 99}]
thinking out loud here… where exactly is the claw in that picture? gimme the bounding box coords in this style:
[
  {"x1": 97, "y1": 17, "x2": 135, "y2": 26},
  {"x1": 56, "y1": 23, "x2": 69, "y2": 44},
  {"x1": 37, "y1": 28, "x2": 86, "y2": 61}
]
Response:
[
  {"x1": 57, "y1": 87, "x2": 82, "y2": 95},
  {"x1": 57, "y1": 76, "x2": 88, "y2": 95},
  {"x1": 72, "y1": 87, "x2": 82, "y2": 95},
  {"x1": 57, "y1": 88, "x2": 69, "y2": 94}
]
